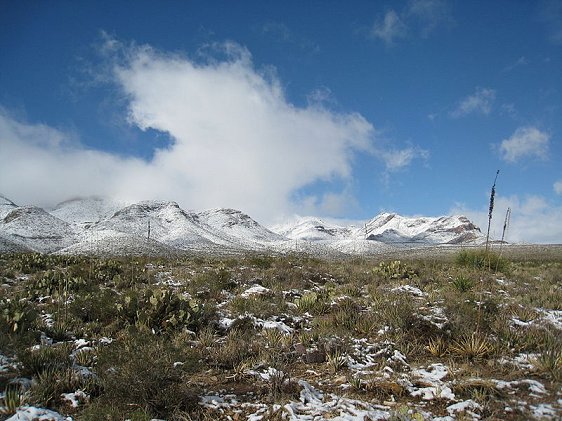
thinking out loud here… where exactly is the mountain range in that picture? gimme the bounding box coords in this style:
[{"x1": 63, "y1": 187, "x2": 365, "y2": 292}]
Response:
[{"x1": 0, "y1": 195, "x2": 486, "y2": 256}]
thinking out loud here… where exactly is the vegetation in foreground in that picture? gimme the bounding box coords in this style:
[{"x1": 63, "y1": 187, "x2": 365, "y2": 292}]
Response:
[{"x1": 0, "y1": 250, "x2": 561, "y2": 420}]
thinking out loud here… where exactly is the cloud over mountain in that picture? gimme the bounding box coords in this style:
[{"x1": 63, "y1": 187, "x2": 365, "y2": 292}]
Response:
[{"x1": 2, "y1": 40, "x2": 414, "y2": 223}]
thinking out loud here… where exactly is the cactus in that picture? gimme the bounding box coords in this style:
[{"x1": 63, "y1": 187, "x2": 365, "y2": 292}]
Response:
[
  {"x1": 1, "y1": 297, "x2": 37, "y2": 333},
  {"x1": 374, "y1": 260, "x2": 417, "y2": 280},
  {"x1": 116, "y1": 287, "x2": 203, "y2": 332}
]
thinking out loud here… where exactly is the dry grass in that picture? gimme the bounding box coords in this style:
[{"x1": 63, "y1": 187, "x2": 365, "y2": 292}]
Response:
[{"x1": 1, "y1": 251, "x2": 561, "y2": 419}]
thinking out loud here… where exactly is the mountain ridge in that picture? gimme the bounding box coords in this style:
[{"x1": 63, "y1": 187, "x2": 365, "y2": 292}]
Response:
[{"x1": 0, "y1": 195, "x2": 487, "y2": 256}]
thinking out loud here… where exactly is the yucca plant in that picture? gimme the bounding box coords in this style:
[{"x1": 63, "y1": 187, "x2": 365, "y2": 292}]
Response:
[
  {"x1": 533, "y1": 348, "x2": 562, "y2": 381},
  {"x1": 347, "y1": 375, "x2": 363, "y2": 391},
  {"x1": 485, "y1": 170, "x2": 500, "y2": 254},
  {"x1": 74, "y1": 347, "x2": 97, "y2": 367},
  {"x1": 326, "y1": 349, "x2": 347, "y2": 373},
  {"x1": 1, "y1": 383, "x2": 24, "y2": 415},
  {"x1": 427, "y1": 337, "x2": 448, "y2": 357},
  {"x1": 450, "y1": 332, "x2": 494, "y2": 359},
  {"x1": 294, "y1": 291, "x2": 319, "y2": 313},
  {"x1": 452, "y1": 276, "x2": 474, "y2": 293}
]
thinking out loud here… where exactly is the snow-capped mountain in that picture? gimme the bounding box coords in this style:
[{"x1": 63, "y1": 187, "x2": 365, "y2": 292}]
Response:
[
  {"x1": 50, "y1": 196, "x2": 128, "y2": 227},
  {"x1": 0, "y1": 206, "x2": 77, "y2": 253},
  {"x1": 0, "y1": 195, "x2": 486, "y2": 256},
  {"x1": 271, "y1": 217, "x2": 352, "y2": 241},
  {"x1": 197, "y1": 208, "x2": 286, "y2": 247},
  {"x1": 360, "y1": 212, "x2": 483, "y2": 244}
]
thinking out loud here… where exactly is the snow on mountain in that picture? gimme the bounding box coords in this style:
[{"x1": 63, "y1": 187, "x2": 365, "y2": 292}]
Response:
[
  {"x1": 0, "y1": 206, "x2": 77, "y2": 253},
  {"x1": 50, "y1": 196, "x2": 128, "y2": 227},
  {"x1": 362, "y1": 213, "x2": 484, "y2": 244},
  {"x1": 93, "y1": 200, "x2": 222, "y2": 250},
  {"x1": 0, "y1": 195, "x2": 486, "y2": 256},
  {"x1": 197, "y1": 208, "x2": 286, "y2": 247},
  {"x1": 0, "y1": 195, "x2": 18, "y2": 219},
  {"x1": 270, "y1": 216, "x2": 352, "y2": 241},
  {"x1": 56, "y1": 229, "x2": 180, "y2": 257}
]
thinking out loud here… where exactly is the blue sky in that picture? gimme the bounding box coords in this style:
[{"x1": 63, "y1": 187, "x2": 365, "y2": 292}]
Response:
[{"x1": 1, "y1": 0, "x2": 561, "y2": 242}]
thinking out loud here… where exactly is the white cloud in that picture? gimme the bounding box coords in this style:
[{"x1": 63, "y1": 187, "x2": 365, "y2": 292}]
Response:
[
  {"x1": 450, "y1": 87, "x2": 496, "y2": 118},
  {"x1": 2, "y1": 41, "x2": 426, "y2": 223},
  {"x1": 0, "y1": 109, "x2": 145, "y2": 207},
  {"x1": 499, "y1": 126, "x2": 550, "y2": 163},
  {"x1": 451, "y1": 194, "x2": 562, "y2": 243},
  {"x1": 554, "y1": 180, "x2": 562, "y2": 195},
  {"x1": 371, "y1": 10, "x2": 408, "y2": 45},
  {"x1": 380, "y1": 147, "x2": 429, "y2": 171}
]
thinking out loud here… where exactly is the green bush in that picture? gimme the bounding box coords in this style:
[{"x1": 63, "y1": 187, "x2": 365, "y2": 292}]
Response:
[{"x1": 455, "y1": 249, "x2": 509, "y2": 273}]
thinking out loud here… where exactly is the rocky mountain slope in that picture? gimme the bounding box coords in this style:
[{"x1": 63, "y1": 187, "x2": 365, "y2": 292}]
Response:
[{"x1": 0, "y1": 195, "x2": 486, "y2": 255}]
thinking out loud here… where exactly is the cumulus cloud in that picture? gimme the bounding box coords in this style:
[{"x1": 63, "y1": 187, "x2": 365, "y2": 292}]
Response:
[
  {"x1": 499, "y1": 126, "x2": 550, "y2": 162},
  {"x1": 0, "y1": 109, "x2": 145, "y2": 207},
  {"x1": 1, "y1": 40, "x2": 424, "y2": 223},
  {"x1": 451, "y1": 194, "x2": 562, "y2": 243},
  {"x1": 554, "y1": 180, "x2": 562, "y2": 195},
  {"x1": 450, "y1": 87, "x2": 496, "y2": 118},
  {"x1": 371, "y1": 10, "x2": 408, "y2": 45}
]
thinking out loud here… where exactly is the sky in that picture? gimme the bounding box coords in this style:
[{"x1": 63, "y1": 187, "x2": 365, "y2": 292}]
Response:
[{"x1": 0, "y1": 0, "x2": 561, "y2": 243}]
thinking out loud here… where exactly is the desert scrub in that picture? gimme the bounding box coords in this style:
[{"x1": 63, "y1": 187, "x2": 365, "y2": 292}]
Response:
[
  {"x1": 205, "y1": 328, "x2": 260, "y2": 369},
  {"x1": 93, "y1": 331, "x2": 199, "y2": 419},
  {"x1": 18, "y1": 342, "x2": 74, "y2": 376},
  {"x1": 455, "y1": 249, "x2": 510, "y2": 273},
  {"x1": 228, "y1": 294, "x2": 287, "y2": 319}
]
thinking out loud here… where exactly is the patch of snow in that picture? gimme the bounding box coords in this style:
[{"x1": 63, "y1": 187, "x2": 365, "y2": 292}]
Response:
[
  {"x1": 493, "y1": 379, "x2": 548, "y2": 396},
  {"x1": 446, "y1": 400, "x2": 482, "y2": 418},
  {"x1": 537, "y1": 309, "x2": 562, "y2": 330},
  {"x1": 261, "y1": 320, "x2": 293, "y2": 334},
  {"x1": 60, "y1": 390, "x2": 89, "y2": 408},
  {"x1": 529, "y1": 403, "x2": 559, "y2": 419},
  {"x1": 409, "y1": 363, "x2": 455, "y2": 401},
  {"x1": 498, "y1": 353, "x2": 538, "y2": 370},
  {"x1": 240, "y1": 285, "x2": 271, "y2": 298},
  {"x1": 5, "y1": 406, "x2": 72, "y2": 421},
  {"x1": 391, "y1": 285, "x2": 426, "y2": 297}
]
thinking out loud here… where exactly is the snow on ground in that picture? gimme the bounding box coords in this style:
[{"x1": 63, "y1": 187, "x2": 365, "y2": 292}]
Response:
[
  {"x1": 4, "y1": 406, "x2": 72, "y2": 421},
  {"x1": 201, "y1": 380, "x2": 392, "y2": 420},
  {"x1": 408, "y1": 363, "x2": 455, "y2": 401}
]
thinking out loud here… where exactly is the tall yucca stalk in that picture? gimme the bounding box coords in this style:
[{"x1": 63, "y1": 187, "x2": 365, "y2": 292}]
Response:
[{"x1": 485, "y1": 170, "x2": 500, "y2": 253}]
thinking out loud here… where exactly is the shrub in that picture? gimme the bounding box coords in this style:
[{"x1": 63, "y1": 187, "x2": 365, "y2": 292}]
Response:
[
  {"x1": 452, "y1": 276, "x2": 474, "y2": 293},
  {"x1": 455, "y1": 250, "x2": 509, "y2": 273},
  {"x1": 95, "y1": 332, "x2": 199, "y2": 418}
]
